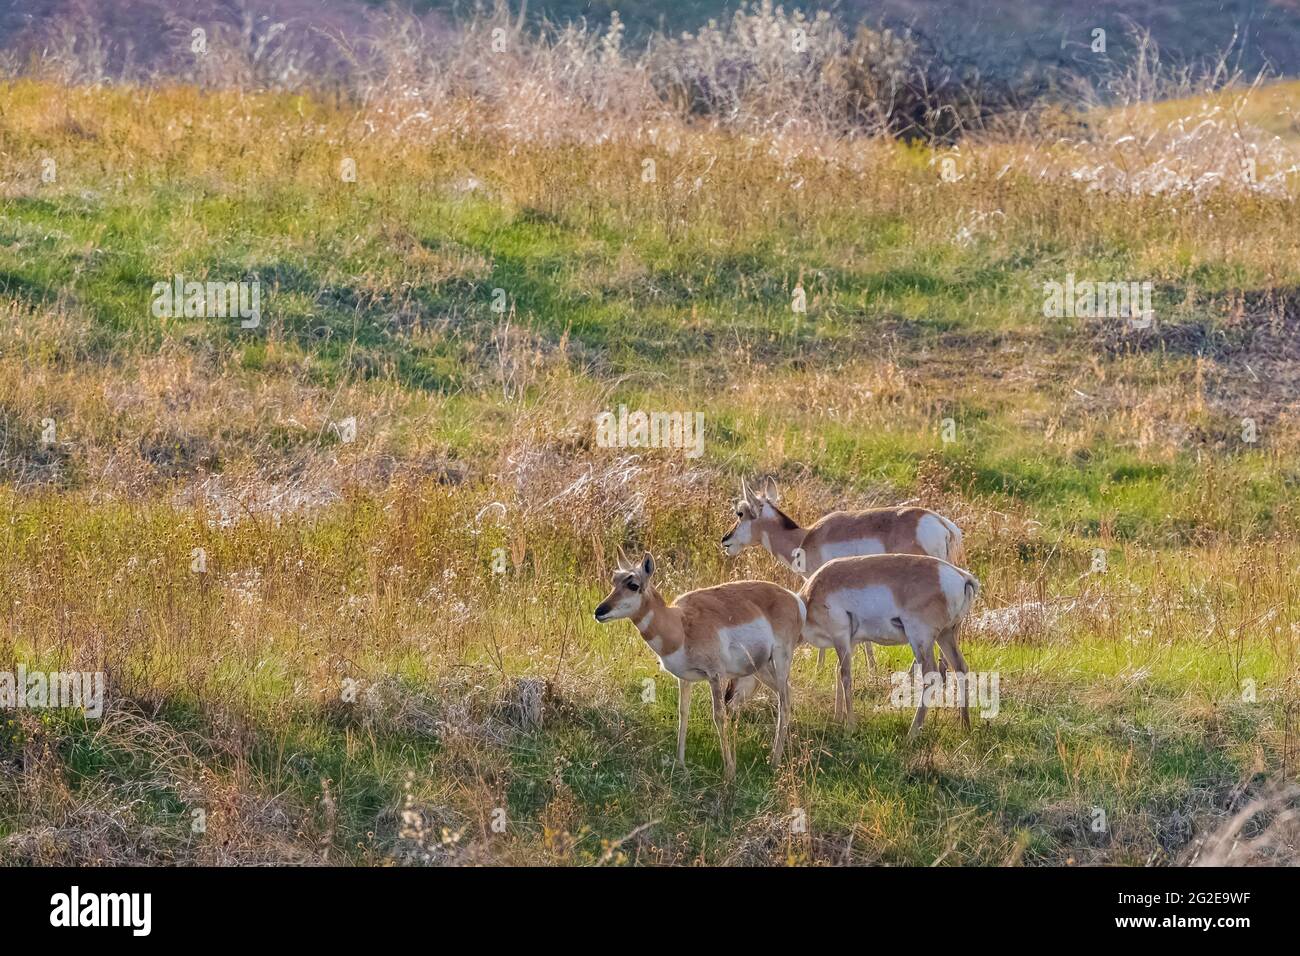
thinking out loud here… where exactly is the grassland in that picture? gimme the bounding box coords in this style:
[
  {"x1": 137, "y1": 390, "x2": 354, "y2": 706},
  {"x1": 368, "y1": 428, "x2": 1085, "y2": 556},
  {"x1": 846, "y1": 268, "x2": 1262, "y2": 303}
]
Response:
[{"x1": 1, "y1": 70, "x2": 1299, "y2": 865}]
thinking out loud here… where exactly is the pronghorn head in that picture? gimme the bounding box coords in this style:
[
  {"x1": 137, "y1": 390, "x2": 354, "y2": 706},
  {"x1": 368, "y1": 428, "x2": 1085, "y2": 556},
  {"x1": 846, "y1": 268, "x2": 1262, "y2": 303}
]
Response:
[
  {"x1": 721, "y1": 478, "x2": 787, "y2": 556},
  {"x1": 594, "y1": 551, "x2": 656, "y2": 623}
]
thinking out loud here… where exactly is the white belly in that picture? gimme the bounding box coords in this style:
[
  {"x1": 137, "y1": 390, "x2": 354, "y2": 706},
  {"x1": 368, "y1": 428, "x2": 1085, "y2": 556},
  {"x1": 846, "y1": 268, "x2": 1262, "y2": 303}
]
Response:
[
  {"x1": 718, "y1": 618, "x2": 776, "y2": 677},
  {"x1": 830, "y1": 584, "x2": 909, "y2": 646},
  {"x1": 658, "y1": 647, "x2": 707, "y2": 681}
]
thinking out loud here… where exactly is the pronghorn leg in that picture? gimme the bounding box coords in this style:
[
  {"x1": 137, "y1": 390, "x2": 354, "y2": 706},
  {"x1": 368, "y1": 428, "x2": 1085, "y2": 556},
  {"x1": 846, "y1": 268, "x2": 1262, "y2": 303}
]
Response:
[
  {"x1": 677, "y1": 678, "x2": 693, "y2": 767},
  {"x1": 906, "y1": 625, "x2": 938, "y2": 740},
  {"x1": 914, "y1": 649, "x2": 949, "y2": 681},
  {"x1": 831, "y1": 648, "x2": 843, "y2": 720},
  {"x1": 836, "y1": 640, "x2": 854, "y2": 731},
  {"x1": 937, "y1": 626, "x2": 971, "y2": 731},
  {"x1": 773, "y1": 680, "x2": 791, "y2": 765},
  {"x1": 860, "y1": 640, "x2": 877, "y2": 676},
  {"x1": 709, "y1": 677, "x2": 735, "y2": 781},
  {"x1": 816, "y1": 647, "x2": 826, "y2": 672},
  {"x1": 756, "y1": 651, "x2": 793, "y2": 766}
]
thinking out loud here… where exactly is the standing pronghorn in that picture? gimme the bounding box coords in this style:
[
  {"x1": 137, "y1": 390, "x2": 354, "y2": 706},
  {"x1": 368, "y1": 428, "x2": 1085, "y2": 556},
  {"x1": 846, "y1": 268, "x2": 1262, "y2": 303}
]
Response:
[
  {"x1": 800, "y1": 553, "x2": 979, "y2": 735},
  {"x1": 721, "y1": 478, "x2": 965, "y2": 579},
  {"x1": 721, "y1": 477, "x2": 966, "y2": 677},
  {"x1": 593, "y1": 551, "x2": 802, "y2": 780}
]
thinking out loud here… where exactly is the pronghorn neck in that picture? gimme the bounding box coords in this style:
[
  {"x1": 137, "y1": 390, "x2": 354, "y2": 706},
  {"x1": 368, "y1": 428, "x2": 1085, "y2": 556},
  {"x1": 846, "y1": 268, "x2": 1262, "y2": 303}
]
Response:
[
  {"x1": 760, "y1": 520, "x2": 808, "y2": 575},
  {"x1": 631, "y1": 589, "x2": 683, "y2": 656}
]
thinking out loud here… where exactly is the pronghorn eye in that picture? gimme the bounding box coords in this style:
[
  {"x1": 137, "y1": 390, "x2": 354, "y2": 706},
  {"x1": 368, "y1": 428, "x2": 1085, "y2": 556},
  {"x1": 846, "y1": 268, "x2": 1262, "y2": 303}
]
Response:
[{"x1": 627, "y1": 581, "x2": 640, "y2": 592}]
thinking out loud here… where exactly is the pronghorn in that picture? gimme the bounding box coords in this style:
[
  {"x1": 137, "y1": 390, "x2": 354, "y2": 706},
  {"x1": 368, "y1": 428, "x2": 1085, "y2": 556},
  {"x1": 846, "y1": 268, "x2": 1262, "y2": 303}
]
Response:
[
  {"x1": 722, "y1": 478, "x2": 965, "y2": 579},
  {"x1": 592, "y1": 551, "x2": 802, "y2": 780},
  {"x1": 721, "y1": 477, "x2": 965, "y2": 676},
  {"x1": 800, "y1": 553, "x2": 979, "y2": 735}
]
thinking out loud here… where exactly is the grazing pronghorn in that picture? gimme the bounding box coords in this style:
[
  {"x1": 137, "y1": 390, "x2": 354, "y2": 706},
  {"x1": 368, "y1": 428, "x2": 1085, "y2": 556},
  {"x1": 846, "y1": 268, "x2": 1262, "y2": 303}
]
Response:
[
  {"x1": 721, "y1": 477, "x2": 966, "y2": 681},
  {"x1": 800, "y1": 553, "x2": 979, "y2": 736},
  {"x1": 592, "y1": 551, "x2": 803, "y2": 780}
]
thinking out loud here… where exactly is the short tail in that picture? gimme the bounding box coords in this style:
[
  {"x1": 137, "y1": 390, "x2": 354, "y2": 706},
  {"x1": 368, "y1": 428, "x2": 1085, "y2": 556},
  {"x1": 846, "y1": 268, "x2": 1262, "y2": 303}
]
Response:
[
  {"x1": 958, "y1": 574, "x2": 980, "y2": 621},
  {"x1": 937, "y1": 513, "x2": 967, "y2": 567}
]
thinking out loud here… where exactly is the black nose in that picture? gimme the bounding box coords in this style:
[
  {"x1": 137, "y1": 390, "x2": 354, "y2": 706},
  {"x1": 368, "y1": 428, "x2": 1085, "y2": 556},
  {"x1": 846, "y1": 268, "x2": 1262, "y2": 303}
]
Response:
[{"x1": 593, "y1": 603, "x2": 610, "y2": 620}]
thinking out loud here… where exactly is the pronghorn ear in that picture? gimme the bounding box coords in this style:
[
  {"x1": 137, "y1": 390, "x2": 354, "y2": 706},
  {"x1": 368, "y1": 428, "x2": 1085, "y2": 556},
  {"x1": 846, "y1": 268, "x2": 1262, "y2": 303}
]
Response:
[
  {"x1": 763, "y1": 477, "x2": 780, "y2": 504},
  {"x1": 641, "y1": 551, "x2": 655, "y2": 579}
]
